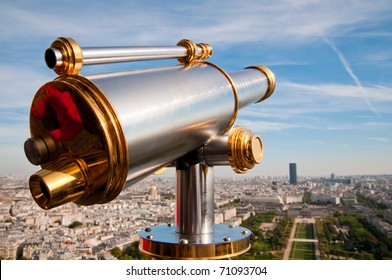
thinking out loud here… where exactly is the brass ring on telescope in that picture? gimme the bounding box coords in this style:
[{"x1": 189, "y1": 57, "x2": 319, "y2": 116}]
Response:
[
  {"x1": 177, "y1": 39, "x2": 197, "y2": 64},
  {"x1": 196, "y1": 43, "x2": 213, "y2": 60},
  {"x1": 29, "y1": 75, "x2": 129, "y2": 208},
  {"x1": 246, "y1": 65, "x2": 276, "y2": 103},
  {"x1": 50, "y1": 37, "x2": 83, "y2": 75},
  {"x1": 201, "y1": 61, "x2": 239, "y2": 134}
]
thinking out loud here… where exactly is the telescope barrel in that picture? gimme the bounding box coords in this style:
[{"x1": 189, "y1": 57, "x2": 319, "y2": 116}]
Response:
[
  {"x1": 86, "y1": 63, "x2": 274, "y2": 185},
  {"x1": 25, "y1": 61, "x2": 275, "y2": 210},
  {"x1": 45, "y1": 37, "x2": 212, "y2": 75}
]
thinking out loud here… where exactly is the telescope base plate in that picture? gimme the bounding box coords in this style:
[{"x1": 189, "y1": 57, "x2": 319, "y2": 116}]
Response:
[{"x1": 139, "y1": 223, "x2": 251, "y2": 259}]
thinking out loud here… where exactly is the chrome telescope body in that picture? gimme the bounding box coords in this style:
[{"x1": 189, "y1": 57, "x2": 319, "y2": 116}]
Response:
[{"x1": 24, "y1": 37, "x2": 276, "y2": 259}]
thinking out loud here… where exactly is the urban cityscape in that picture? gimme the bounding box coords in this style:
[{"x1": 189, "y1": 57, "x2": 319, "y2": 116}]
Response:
[{"x1": 1, "y1": 163, "x2": 391, "y2": 260}]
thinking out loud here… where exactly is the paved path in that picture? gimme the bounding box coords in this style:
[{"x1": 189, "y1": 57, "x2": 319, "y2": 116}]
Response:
[
  {"x1": 282, "y1": 219, "x2": 297, "y2": 259},
  {"x1": 283, "y1": 218, "x2": 321, "y2": 260}
]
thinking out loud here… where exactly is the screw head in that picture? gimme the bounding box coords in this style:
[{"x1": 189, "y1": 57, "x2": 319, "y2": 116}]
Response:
[
  {"x1": 241, "y1": 230, "x2": 248, "y2": 235},
  {"x1": 223, "y1": 236, "x2": 231, "y2": 242},
  {"x1": 145, "y1": 227, "x2": 151, "y2": 232},
  {"x1": 179, "y1": 239, "x2": 189, "y2": 244},
  {"x1": 146, "y1": 234, "x2": 154, "y2": 240}
]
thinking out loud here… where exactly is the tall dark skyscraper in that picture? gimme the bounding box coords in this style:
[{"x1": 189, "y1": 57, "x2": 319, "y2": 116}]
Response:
[{"x1": 289, "y1": 163, "x2": 297, "y2": 185}]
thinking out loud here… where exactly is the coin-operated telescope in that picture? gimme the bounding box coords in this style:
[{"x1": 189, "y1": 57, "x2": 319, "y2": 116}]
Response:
[{"x1": 24, "y1": 37, "x2": 275, "y2": 259}]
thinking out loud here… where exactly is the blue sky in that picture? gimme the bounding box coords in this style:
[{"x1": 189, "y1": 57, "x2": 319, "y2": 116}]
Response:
[{"x1": 1, "y1": 0, "x2": 391, "y2": 177}]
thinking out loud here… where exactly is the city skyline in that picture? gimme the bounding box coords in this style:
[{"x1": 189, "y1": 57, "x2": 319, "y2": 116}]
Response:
[
  {"x1": 1, "y1": 0, "x2": 392, "y2": 177},
  {"x1": 1, "y1": 173, "x2": 391, "y2": 260}
]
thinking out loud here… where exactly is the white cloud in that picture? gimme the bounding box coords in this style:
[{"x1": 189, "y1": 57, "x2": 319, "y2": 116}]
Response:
[
  {"x1": 235, "y1": 79, "x2": 392, "y2": 134},
  {"x1": 323, "y1": 36, "x2": 381, "y2": 117},
  {"x1": 368, "y1": 137, "x2": 390, "y2": 143},
  {"x1": 0, "y1": 65, "x2": 51, "y2": 109},
  {"x1": 240, "y1": 80, "x2": 392, "y2": 119},
  {"x1": 365, "y1": 122, "x2": 392, "y2": 127},
  {"x1": 0, "y1": 123, "x2": 29, "y2": 143},
  {"x1": 279, "y1": 81, "x2": 392, "y2": 101},
  {"x1": 1, "y1": 0, "x2": 392, "y2": 46},
  {"x1": 234, "y1": 118, "x2": 301, "y2": 132}
]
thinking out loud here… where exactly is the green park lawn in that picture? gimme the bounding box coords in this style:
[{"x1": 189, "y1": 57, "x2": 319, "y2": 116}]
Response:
[
  {"x1": 289, "y1": 242, "x2": 316, "y2": 260},
  {"x1": 294, "y1": 223, "x2": 315, "y2": 239}
]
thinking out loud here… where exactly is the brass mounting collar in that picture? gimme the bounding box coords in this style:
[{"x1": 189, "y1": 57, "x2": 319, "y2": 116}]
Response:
[
  {"x1": 50, "y1": 37, "x2": 83, "y2": 75},
  {"x1": 201, "y1": 61, "x2": 239, "y2": 134},
  {"x1": 177, "y1": 39, "x2": 212, "y2": 64},
  {"x1": 177, "y1": 39, "x2": 197, "y2": 64},
  {"x1": 246, "y1": 65, "x2": 276, "y2": 103},
  {"x1": 196, "y1": 43, "x2": 213, "y2": 60}
]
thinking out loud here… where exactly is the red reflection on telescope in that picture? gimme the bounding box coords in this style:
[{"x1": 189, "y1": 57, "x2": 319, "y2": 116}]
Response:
[{"x1": 31, "y1": 84, "x2": 83, "y2": 141}]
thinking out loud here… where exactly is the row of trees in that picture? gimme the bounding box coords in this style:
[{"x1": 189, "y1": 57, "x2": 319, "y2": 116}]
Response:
[
  {"x1": 356, "y1": 192, "x2": 388, "y2": 210},
  {"x1": 111, "y1": 241, "x2": 150, "y2": 260},
  {"x1": 317, "y1": 212, "x2": 392, "y2": 259},
  {"x1": 239, "y1": 212, "x2": 293, "y2": 260},
  {"x1": 336, "y1": 211, "x2": 392, "y2": 259},
  {"x1": 240, "y1": 211, "x2": 275, "y2": 238}
]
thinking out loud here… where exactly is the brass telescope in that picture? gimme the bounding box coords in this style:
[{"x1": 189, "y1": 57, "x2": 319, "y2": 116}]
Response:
[{"x1": 24, "y1": 37, "x2": 276, "y2": 259}]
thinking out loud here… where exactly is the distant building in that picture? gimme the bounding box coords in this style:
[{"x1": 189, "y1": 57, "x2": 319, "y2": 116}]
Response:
[
  {"x1": 240, "y1": 195, "x2": 283, "y2": 205},
  {"x1": 284, "y1": 194, "x2": 303, "y2": 204},
  {"x1": 341, "y1": 192, "x2": 357, "y2": 204},
  {"x1": 0, "y1": 237, "x2": 19, "y2": 259},
  {"x1": 324, "y1": 178, "x2": 354, "y2": 185},
  {"x1": 147, "y1": 181, "x2": 160, "y2": 201},
  {"x1": 222, "y1": 207, "x2": 237, "y2": 221},
  {"x1": 311, "y1": 194, "x2": 340, "y2": 205},
  {"x1": 214, "y1": 212, "x2": 224, "y2": 224},
  {"x1": 287, "y1": 204, "x2": 332, "y2": 218},
  {"x1": 289, "y1": 163, "x2": 297, "y2": 185}
]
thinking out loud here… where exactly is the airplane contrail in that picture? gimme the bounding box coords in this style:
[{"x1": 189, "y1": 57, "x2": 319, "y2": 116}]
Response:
[{"x1": 323, "y1": 36, "x2": 381, "y2": 117}]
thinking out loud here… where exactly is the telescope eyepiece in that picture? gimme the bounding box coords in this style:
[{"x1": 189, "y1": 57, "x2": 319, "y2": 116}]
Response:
[
  {"x1": 44, "y1": 48, "x2": 63, "y2": 69},
  {"x1": 228, "y1": 127, "x2": 264, "y2": 173},
  {"x1": 29, "y1": 156, "x2": 87, "y2": 210},
  {"x1": 24, "y1": 136, "x2": 57, "y2": 166}
]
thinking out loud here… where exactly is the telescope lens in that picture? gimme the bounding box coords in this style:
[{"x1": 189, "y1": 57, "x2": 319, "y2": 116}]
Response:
[
  {"x1": 39, "y1": 180, "x2": 50, "y2": 201},
  {"x1": 250, "y1": 136, "x2": 263, "y2": 164},
  {"x1": 45, "y1": 48, "x2": 62, "y2": 69}
]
